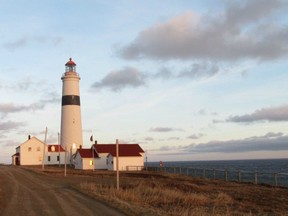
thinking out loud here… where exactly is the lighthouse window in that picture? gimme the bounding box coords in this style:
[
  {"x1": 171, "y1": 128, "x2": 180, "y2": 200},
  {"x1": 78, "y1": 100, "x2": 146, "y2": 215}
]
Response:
[
  {"x1": 48, "y1": 156, "x2": 51, "y2": 161},
  {"x1": 28, "y1": 147, "x2": 32, "y2": 152}
]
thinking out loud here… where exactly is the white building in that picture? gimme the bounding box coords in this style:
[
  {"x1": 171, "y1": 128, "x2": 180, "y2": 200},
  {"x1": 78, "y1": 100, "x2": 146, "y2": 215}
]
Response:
[
  {"x1": 11, "y1": 136, "x2": 66, "y2": 166},
  {"x1": 92, "y1": 143, "x2": 145, "y2": 171},
  {"x1": 74, "y1": 148, "x2": 96, "y2": 170}
]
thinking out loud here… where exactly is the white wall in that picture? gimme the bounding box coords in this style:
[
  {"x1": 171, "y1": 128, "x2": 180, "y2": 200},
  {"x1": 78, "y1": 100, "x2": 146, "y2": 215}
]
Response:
[
  {"x1": 74, "y1": 152, "x2": 82, "y2": 169},
  {"x1": 74, "y1": 152, "x2": 93, "y2": 170},
  {"x1": 107, "y1": 155, "x2": 144, "y2": 171},
  {"x1": 44, "y1": 152, "x2": 66, "y2": 165},
  {"x1": 20, "y1": 138, "x2": 45, "y2": 165},
  {"x1": 94, "y1": 153, "x2": 109, "y2": 169},
  {"x1": 82, "y1": 158, "x2": 94, "y2": 170}
]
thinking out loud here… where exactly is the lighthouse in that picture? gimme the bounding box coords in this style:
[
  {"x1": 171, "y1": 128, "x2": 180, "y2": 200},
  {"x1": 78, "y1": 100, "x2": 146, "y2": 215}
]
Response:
[{"x1": 60, "y1": 58, "x2": 83, "y2": 161}]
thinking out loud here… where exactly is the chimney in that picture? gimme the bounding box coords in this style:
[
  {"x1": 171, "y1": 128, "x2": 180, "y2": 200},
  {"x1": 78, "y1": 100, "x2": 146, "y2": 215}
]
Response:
[
  {"x1": 79, "y1": 145, "x2": 82, "y2": 149},
  {"x1": 28, "y1": 135, "x2": 31, "y2": 140},
  {"x1": 95, "y1": 140, "x2": 97, "y2": 144}
]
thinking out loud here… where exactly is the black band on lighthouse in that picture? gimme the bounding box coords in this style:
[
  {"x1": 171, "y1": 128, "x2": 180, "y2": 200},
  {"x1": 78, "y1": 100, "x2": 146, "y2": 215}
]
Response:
[{"x1": 62, "y1": 95, "x2": 80, "y2": 106}]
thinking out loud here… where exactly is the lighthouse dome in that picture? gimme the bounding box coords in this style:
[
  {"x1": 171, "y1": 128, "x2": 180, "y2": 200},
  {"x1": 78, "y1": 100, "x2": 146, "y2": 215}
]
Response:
[
  {"x1": 65, "y1": 58, "x2": 77, "y2": 73},
  {"x1": 65, "y1": 58, "x2": 76, "y2": 66}
]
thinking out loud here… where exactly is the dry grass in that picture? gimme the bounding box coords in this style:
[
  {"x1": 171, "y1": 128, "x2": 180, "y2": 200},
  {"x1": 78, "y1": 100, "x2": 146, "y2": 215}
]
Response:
[
  {"x1": 26, "y1": 166, "x2": 288, "y2": 216},
  {"x1": 78, "y1": 171, "x2": 288, "y2": 216}
]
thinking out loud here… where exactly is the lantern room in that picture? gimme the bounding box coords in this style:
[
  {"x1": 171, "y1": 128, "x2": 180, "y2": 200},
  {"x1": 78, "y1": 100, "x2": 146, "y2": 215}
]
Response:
[{"x1": 65, "y1": 58, "x2": 77, "y2": 73}]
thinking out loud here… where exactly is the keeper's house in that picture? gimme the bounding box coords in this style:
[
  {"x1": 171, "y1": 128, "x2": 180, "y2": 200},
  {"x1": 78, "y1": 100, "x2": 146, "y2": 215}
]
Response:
[
  {"x1": 11, "y1": 136, "x2": 65, "y2": 166},
  {"x1": 74, "y1": 143, "x2": 145, "y2": 171},
  {"x1": 94, "y1": 143, "x2": 145, "y2": 171}
]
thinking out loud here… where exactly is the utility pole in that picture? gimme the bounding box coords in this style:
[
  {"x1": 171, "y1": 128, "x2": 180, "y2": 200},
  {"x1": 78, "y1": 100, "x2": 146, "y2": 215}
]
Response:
[
  {"x1": 58, "y1": 132, "x2": 60, "y2": 167},
  {"x1": 116, "y1": 139, "x2": 119, "y2": 190},
  {"x1": 42, "y1": 127, "x2": 48, "y2": 170},
  {"x1": 64, "y1": 147, "x2": 67, "y2": 177}
]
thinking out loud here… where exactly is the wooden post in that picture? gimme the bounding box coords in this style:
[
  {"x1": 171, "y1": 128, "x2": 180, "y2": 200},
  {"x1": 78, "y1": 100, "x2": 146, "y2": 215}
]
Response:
[
  {"x1": 274, "y1": 173, "x2": 278, "y2": 186},
  {"x1": 213, "y1": 169, "x2": 216, "y2": 179},
  {"x1": 180, "y1": 167, "x2": 182, "y2": 175},
  {"x1": 58, "y1": 132, "x2": 61, "y2": 167},
  {"x1": 203, "y1": 167, "x2": 206, "y2": 178},
  {"x1": 225, "y1": 169, "x2": 228, "y2": 181},
  {"x1": 116, "y1": 139, "x2": 119, "y2": 190},
  {"x1": 64, "y1": 147, "x2": 67, "y2": 177},
  {"x1": 254, "y1": 172, "x2": 258, "y2": 185},
  {"x1": 238, "y1": 170, "x2": 241, "y2": 182},
  {"x1": 42, "y1": 127, "x2": 48, "y2": 170},
  {"x1": 186, "y1": 168, "x2": 189, "y2": 176}
]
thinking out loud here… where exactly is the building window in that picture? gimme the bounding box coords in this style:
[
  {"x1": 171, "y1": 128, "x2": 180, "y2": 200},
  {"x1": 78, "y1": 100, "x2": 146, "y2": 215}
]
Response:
[
  {"x1": 37, "y1": 147, "x2": 40, "y2": 151},
  {"x1": 106, "y1": 159, "x2": 108, "y2": 165},
  {"x1": 57, "y1": 156, "x2": 60, "y2": 161},
  {"x1": 89, "y1": 160, "x2": 93, "y2": 166},
  {"x1": 48, "y1": 156, "x2": 51, "y2": 161},
  {"x1": 28, "y1": 147, "x2": 32, "y2": 152}
]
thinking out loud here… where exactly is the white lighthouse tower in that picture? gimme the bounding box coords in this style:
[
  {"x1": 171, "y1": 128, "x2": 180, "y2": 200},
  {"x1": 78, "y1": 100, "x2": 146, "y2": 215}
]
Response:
[{"x1": 60, "y1": 58, "x2": 83, "y2": 161}]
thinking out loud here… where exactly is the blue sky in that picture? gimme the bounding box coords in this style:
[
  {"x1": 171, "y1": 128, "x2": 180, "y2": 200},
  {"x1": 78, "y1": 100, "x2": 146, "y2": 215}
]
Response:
[{"x1": 1, "y1": 0, "x2": 288, "y2": 164}]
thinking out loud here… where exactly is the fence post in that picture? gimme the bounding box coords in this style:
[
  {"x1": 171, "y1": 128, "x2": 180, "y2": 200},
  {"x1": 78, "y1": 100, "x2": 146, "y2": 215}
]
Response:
[
  {"x1": 213, "y1": 169, "x2": 216, "y2": 179},
  {"x1": 174, "y1": 167, "x2": 176, "y2": 174},
  {"x1": 186, "y1": 168, "x2": 189, "y2": 176},
  {"x1": 203, "y1": 167, "x2": 206, "y2": 178},
  {"x1": 180, "y1": 167, "x2": 182, "y2": 175},
  {"x1": 238, "y1": 170, "x2": 241, "y2": 182},
  {"x1": 254, "y1": 172, "x2": 258, "y2": 185},
  {"x1": 274, "y1": 173, "x2": 278, "y2": 186},
  {"x1": 195, "y1": 167, "x2": 197, "y2": 176},
  {"x1": 225, "y1": 169, "x2": 228, "y2": 181}
]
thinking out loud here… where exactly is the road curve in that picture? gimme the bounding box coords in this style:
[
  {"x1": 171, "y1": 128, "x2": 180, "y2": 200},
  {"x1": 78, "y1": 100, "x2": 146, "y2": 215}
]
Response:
[{"x1": 0, "y1": 165, "x2": 127, "y2": 216}]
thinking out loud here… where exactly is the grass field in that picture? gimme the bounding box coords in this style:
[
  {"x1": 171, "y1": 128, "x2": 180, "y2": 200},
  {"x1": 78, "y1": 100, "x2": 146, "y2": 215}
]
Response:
[{"x1": 30, "y1": 166, "x2": 288, "y2": 216}]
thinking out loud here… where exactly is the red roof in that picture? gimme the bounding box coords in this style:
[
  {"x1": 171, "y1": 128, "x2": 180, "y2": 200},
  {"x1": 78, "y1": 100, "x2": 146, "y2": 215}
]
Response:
[
  {"x1": 11, "y1": 152, "x2": 19, "y2": 157},
  {"x1": 65, "y1": 58, "x2": 76, "y2": 66},
  {"x1": 93, "y1": 144, "x2": 144, "y2": 157},
  {"x1": 77, "y1": 149, "x2": 98, "y2": 158},
  {"x1": 48, "y1": 145, "x2": 65, "y2": 152}
]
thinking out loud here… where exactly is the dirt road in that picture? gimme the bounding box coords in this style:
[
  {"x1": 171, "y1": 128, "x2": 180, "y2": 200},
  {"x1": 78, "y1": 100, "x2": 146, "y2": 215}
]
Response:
[{"x1": 0, "y1": 165, "x2": 127, "y2": 216}]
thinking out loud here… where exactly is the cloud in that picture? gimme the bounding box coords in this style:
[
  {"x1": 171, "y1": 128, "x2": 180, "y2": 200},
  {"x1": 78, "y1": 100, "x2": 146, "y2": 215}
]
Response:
[
  {"x1": 117, "y1": 0, "x2": 288, "y2": 61},
  {"x1": 40, "y1": 91, "x2": 60, "y2": 104},
  {"x1": 91, "y1": 67, "x2": 147, "y2": 91},
  {"x1": 153, "y1": 132, "x2": 288, "y2": 154},
  {"x1": 144, "y1": 137, "x2": 154, "y2": 141},
  {"x1": 227, "y1": 105, "x2": 288, "y2": 123},
  {"x1": 152, "y1": 67, "x2": 173, "y2": 80},
  {"x1": 149, "y1": 127, "x2": 183, "y2": 132},
  {"x1": 178, "y1": 62, "x2": 220, "y2": 79},
  {"x1": 167, "y1": 137, "x2": 181, "y2": 141},
  {"x1": 0, "y1": 121, "x2": 26, "y2": 131},
  {"x1": 0, "y1": 103, "x2": 44, "y2": 117},
  {"x1": 185, "y1": 132, "x2": 288, "y2": 153},
  {"x1": 3, "y1": 140, "x2": 21, "y2": 147},
  {"x1": 2, "y1": 36, "x2": 63, "y2": 51},
  {"x1": 187, "y1": 133, "x2": 204, "y2": 139}
]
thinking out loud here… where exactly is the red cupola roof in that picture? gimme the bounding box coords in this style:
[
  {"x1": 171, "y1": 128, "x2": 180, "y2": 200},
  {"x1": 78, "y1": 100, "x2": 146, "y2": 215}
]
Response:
[{"x1": 65, "y1": 58, "x2": 76, "y2": 66}]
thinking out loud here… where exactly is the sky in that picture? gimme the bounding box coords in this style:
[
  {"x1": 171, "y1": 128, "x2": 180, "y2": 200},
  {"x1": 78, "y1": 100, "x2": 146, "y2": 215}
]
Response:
[{"x1": 1, "y1": 0, "x2": 288, "y2": 164}]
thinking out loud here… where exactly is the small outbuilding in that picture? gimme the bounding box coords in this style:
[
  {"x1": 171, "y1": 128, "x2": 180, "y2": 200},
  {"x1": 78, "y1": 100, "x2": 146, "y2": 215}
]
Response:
[{"x1": 74, "y1": 148, "x2": 98, "y2": 170}]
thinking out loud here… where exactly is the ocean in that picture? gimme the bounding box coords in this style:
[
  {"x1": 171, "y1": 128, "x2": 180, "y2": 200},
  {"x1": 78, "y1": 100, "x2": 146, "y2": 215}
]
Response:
[{"x1": 146, "y1": 158, "x2": 288, "y2": 187}]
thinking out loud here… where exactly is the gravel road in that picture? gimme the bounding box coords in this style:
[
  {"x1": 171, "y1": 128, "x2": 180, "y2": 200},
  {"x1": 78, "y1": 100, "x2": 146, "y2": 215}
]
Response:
[{"x1": 0, "y1": 165, "x2": 127, "y2": 216}]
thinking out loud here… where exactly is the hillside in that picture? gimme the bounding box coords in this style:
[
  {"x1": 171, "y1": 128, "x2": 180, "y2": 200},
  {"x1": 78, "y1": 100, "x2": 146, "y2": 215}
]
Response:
[{"x1": 31, "y1": 166, "x2": 288, "y2": 216}]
